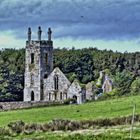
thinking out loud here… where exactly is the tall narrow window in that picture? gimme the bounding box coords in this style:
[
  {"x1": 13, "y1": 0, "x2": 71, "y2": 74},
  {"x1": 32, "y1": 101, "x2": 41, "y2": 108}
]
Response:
[
  {"x1": 45, "y1": 53, "x2": 48, "y2": 64},
  {"x1": 60, "y1": 92, "x2": 63, "y2": 100},
  {"x1": 54, "y1": 75, "x2": 59, "y2": 90},
  {"x1": 65, "y1": 93, "x2": 67, "y2": 99},
  {"x1": 54, "y1": 93, "x2": 57, "y2": 100},
  {"x1": 31, "y1": 53, "x2": 34, "y2": 64},
  {"x1": 49, "y1": 93, "x2": 51, "y2": 101},
  {"x1": 31, "y1": 74, "x2": 34, "y2": 85}
]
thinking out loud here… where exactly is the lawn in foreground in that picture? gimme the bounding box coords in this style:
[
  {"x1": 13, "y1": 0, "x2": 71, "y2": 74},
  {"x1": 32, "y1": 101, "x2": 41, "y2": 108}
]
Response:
[{"x1": 0, "y1": 95, "x2": 139, "y2": 127}]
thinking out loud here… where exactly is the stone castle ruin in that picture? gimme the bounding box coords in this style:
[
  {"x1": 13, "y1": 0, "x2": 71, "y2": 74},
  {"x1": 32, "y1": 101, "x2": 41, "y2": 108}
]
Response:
[
  {"x1": 23, "y1": 27, "x2": 88, "y2": 104},
  {"x1": 23, "y1": 27, "x2": 113, "y2": 104}
]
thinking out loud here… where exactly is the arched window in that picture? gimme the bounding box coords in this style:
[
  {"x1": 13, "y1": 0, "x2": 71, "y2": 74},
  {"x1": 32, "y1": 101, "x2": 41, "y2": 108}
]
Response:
[
  {"x1": 31, "y1": 74, "x2": 34, "y2": 85},
  {"x1": 63, "y1": 92, "x2": 67, "y2": 99},
  {"x1": 65, "y1": 93, "x2": 67, "y2": 99},
  {"x1": 31, "y1": 91, "x2": 34, "y2": 101},
  {"x1": 45, "y1": 53, "x2": 48, "y2": 64},
  {"x1": 54, "y1": 75, "x2": 59, "y2": 90},
  {"x1": 54, "y1": 93, "x2": 57, "y2": 100},
  {"x1": 49, "y1": 93, "x2": 51, "y2": 101},
  {"x1": 73, "y1": 95, "x2": 77, "y2": 104},
  {"x1": 44, "y1": 73, "x2": 48, "y2": 79},
  {"x1": 60, "y1": 92, "x2": 63, "y2": 100}
]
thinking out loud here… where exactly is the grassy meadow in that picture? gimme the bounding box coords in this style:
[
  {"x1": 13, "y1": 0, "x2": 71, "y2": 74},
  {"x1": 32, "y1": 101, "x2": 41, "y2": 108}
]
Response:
[
  {"x1": 0, "y1": 95, "x2": 140, "y2": 139},
  {"x1": 0, "y1": 95, "x2": 139, "y2": 127}
]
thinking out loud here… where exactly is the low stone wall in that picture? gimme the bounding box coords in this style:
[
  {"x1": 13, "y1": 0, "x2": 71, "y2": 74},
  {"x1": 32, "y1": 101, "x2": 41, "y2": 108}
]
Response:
[{"x1": 0, "y1": 101, "x2": 61, "y2": 111}]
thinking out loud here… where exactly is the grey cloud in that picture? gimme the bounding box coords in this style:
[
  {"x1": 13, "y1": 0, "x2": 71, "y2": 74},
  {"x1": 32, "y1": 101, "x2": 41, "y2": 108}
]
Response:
[{"x1": 0, "y1": 0, "x2": 140, "y2": 40}]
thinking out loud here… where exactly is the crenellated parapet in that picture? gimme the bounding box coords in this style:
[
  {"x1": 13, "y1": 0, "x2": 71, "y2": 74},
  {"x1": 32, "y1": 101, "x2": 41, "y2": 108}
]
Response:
[{"x1": 26, "y1": 26, "x2": 53, "y2": 47}]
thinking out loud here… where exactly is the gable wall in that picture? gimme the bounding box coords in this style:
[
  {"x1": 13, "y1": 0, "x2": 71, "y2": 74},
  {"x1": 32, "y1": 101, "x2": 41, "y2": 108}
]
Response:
[{"x1": 43, "y1": 68, "x2": 71, "y2": 101}]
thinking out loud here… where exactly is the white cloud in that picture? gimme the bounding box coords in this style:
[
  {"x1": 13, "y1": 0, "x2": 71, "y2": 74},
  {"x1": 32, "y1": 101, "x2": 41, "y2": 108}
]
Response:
[
  {"x1": 54, "y1": 38, "x2": 140, "y2": 52},
  {"x1": 0, "y1": 31, "x2": 24, "y2": 49},
  {"x1": 0, "y1": 31, "x2": 139, "y2": 52}
]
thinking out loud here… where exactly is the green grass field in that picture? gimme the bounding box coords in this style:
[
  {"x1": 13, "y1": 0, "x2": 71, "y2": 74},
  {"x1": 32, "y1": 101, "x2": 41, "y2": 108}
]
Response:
[{"x1": 0, "y1": 95, "x2": 140, "y2": 127}]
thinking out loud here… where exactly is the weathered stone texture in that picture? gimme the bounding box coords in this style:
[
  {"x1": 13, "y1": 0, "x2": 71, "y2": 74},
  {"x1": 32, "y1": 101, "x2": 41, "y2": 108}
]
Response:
[
  {"x1": 23, "y1": 27, "x2": 90, "y2": 104},
  {"x1": 86, "y1": 82, "x2": 93, "y2": 100},
  {"x1": 43, "y1": 67, "x2": 71, "y2": 101},
  {"x1": 67, "y1": 80, "x2": 86, "y2": 104},
  {"x1": 102, "y1": 75, "x2": 113, "y2": 93},
  {"x1": 24, "y1": 28, "x2": 53, "y2": 102},
  {"x1": 0, "y1": 101, "x2": 61, "y2": 111}
]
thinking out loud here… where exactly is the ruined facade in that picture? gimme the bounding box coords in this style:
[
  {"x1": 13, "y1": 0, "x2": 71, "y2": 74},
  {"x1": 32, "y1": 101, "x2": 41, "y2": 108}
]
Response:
[
  {"x1": 86, "y1": 82, "x2": 94, "y2": 100},
  {"x1": 43, "y1": 67, "x2": 71, "y2": 101},
  {"x1": 102, "y1": 75, "x2": 113, "y2": 93},
  {"x1": 24, "y1": 27, "x2": 86, "y2": 104},
  {"x1": 23, "y1": 27, "x2": 113, "y2": 104},
  {"x1": 67, "y1": 80, "x2": 86, "y2": 104}
]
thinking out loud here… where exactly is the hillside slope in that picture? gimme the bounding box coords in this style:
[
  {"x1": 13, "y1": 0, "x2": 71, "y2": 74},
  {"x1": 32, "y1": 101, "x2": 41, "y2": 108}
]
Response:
[{"x1": 0, "y1": 95, "x2": 139, "y2": 127}]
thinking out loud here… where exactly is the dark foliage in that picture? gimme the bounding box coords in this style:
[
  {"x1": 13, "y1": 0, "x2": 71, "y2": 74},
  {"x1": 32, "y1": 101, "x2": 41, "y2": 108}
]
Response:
[{"x1": 0, "y1": 47, "x2": 140, "y2": 101}]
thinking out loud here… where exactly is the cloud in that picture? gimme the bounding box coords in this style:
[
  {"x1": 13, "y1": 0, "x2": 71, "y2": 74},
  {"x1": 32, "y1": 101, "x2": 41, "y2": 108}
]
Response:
[
  {"x1": 0, "y1": 30, "x2": 24, "y2": 48},
  {"x1": 54, "y1": 37, "x2": 140, "y2": 52},
  {"x1": 0, "y1": 0, "x2": 140, "y2": 44}
]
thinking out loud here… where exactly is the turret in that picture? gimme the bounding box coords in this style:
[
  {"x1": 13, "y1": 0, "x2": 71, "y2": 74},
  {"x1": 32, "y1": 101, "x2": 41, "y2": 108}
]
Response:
[
  {"x1": 38, "y1": 26, "x2": 42, "y2": 41},
  {"x1": 28, "y1": 27, "x2": 31, "y2": 43},
  {"x1": 48, "y1": 27, "x2": 52, "y2": 41}
]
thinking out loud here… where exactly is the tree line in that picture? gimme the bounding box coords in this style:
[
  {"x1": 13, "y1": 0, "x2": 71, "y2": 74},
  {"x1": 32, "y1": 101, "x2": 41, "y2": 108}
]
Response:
[{"x1": 0, "y1": 47, "x2": 140, "y2": 101}]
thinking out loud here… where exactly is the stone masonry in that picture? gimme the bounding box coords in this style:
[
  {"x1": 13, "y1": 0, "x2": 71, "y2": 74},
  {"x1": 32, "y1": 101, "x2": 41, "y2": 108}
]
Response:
[
  {"x1": 102, "y1": 75, "x2": 113, "y2": 93},
  {"x1": 67, "y1": 80, "x2": 86, "y2": 104},
  {"x1": 23, "y1": 26, "x2": 113, "y2": 104},
  {"x1": 24, "y1": 27, "x2": 53, "y2": 101},
  {"x1": 86, "y1": 82, "x2": 94, "y2": 100},
  {"x1": 43, "y1": 67, "x2": 71, "y2": 101},
  {"x1": 23, "y1": 26, "x2": 87, "y2": 104}
]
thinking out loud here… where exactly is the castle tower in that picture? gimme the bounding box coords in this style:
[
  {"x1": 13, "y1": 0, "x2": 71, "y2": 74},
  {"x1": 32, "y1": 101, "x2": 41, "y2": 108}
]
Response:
[{"x1": 24, "y1": 26, "x2": 53, "y2": 101}]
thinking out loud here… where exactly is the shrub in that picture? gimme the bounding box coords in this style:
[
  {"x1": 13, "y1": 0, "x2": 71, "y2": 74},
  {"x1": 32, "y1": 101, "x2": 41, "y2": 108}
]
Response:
[
  {"x1": 24, "y1": 123, "x2": 42, "y2": 134},
  {"x1": 41, "y1": 123, "x2": 50, "y2": 132},
  {"x1": 5, "y1": 114, "x2": 140, "y2": 136},
  {"x1": 8, "y1": 120, "x2": 25, "y2": 134},
  {"x1": 0, "y1": 127, "x2": 11, "y2": 136}
]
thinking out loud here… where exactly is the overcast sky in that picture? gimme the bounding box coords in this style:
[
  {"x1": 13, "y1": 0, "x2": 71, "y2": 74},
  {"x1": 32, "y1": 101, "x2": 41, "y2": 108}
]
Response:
[{"x1": 0, "y1": 0, "x2": 140, "y2": 52}]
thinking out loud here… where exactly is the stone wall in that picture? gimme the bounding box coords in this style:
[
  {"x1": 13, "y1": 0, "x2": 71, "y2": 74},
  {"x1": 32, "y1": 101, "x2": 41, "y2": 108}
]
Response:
[
  {"x1": 102, "y1": 75, "x2": 113, "y2": 93},
  {"x1": 43, "y1": 67, "x2": 71, "y2": 101},
  {"x1": 86, "y1": 82, "x2": 93, "y2": 100},
  {"x1": 0, "y1": 101, "x2": 61, "y2": 111},
  {"x1": 24, "y1": 38, "x2": 53, "y2": 102},
  {"x1": 67, "y1": 80, "x2": 85, "y2": 104}
]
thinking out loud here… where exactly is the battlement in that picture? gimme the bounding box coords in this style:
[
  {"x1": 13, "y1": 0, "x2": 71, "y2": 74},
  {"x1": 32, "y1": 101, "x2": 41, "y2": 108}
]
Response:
[
  {"x1": 27, "y1": 26, "x2": 53, "y2": 47},
  {"x1": 26, "y1": 40, "x2": 53, "y2": 47}
]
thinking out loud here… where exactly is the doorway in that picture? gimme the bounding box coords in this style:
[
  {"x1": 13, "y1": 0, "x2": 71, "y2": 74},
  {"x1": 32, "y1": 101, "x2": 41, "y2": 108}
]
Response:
[
  {"x1": 31, "y1": 91, "x2": 34, "y2": 101},
  {"x1": 73, "y1": 95, "x2": 77, "y2": 104}
]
